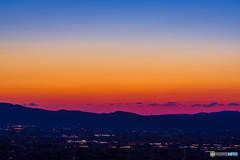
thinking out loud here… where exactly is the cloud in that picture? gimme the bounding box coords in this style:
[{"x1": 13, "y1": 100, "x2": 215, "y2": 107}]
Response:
[
  {"x1": 191, "y1": 104, "x2": 202, "y2": 107},
  {"x1": 109, "y1": 103, "x2": 122, "y2": 106},
  {"x1": 162, "y1": 102, "x2": 178, "y2": 107},
  {"x1": 203, "y1": 102, "x2": 218, "y2": 107},
  {"x1": 28, "y1": 103, "x2": 38, "y2": 107},
  {"x1": 227, "y1": 103, "x2": 240, "y2": 106},
  {"x1": 127, "y1": 102, "x2": 143, "y2": 105},
  {"x1": 148, "y1": 103, "x2": 158, "y2": 106},
  {"x1": 190, "y1": 102, "x2": 226, "y2": 107},
  {"x1": 147, "y1": 102, "x2": 179, "y2": 107}
]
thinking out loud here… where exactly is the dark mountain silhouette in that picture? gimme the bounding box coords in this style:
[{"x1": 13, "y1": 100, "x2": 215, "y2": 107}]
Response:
[{"x1": 0, "y1": 102, "x2": 240, "y2": 130}]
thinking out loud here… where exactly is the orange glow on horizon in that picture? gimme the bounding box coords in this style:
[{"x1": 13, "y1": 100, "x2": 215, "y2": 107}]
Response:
[{"x1": 1, "y1": 42, "x2": 240, "y2": 109}]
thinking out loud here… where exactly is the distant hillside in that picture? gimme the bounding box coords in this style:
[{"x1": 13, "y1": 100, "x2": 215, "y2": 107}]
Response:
[{"x1": 1, "y1": 103, "x2": 240, "y2": 130}]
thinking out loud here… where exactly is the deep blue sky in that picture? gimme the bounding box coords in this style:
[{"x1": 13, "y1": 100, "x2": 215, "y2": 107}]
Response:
[{"x1": 0, "y1": 0, "x2": 239, "y2": 44}]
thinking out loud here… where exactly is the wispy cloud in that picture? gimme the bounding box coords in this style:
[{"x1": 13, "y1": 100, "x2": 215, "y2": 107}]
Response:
[
  {"x1": 203, "y1": 102, "x2": 219, "y2": 107},
  {"x1": 28, "y1": 103, "x2": 38, "y2": 107},
  {"x1": 228, "y1": 103, "x2": 240, "y2": 106},
  {"x1": 147, "y1": 103, "x2": 158, "y2": 106},
  {"x1": 191, "y1": 104, "x2": 202, "y2": 107},
  {"x1": 190, "y1": 102, "x2": 225, "y2": 107},
  {"x1": 162, "y1": 102, "x2": 178, "y2": 107}
]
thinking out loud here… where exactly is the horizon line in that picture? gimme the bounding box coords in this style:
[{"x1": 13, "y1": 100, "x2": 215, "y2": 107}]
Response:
[{"x1": 0, "y1": 102, "x2": 238, "y2": 116}]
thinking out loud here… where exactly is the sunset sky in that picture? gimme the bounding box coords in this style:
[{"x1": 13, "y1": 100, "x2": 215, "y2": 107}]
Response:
[{"x1": 1, "y1": 0, "x2": 240, "y2": 115}]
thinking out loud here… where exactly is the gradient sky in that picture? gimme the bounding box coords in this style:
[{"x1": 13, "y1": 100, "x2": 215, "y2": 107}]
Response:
[{"x1": 0, "y1": 0, "x2": 240, "y2": 115}]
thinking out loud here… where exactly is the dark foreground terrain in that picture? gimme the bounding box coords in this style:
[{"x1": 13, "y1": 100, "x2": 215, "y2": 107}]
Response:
[
  {"x1": 1, "y1": 103, "x2": 240, "y2": 159},
  {"x1": 1, "y1": 125, "x2": 240, "y2": 160}
]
